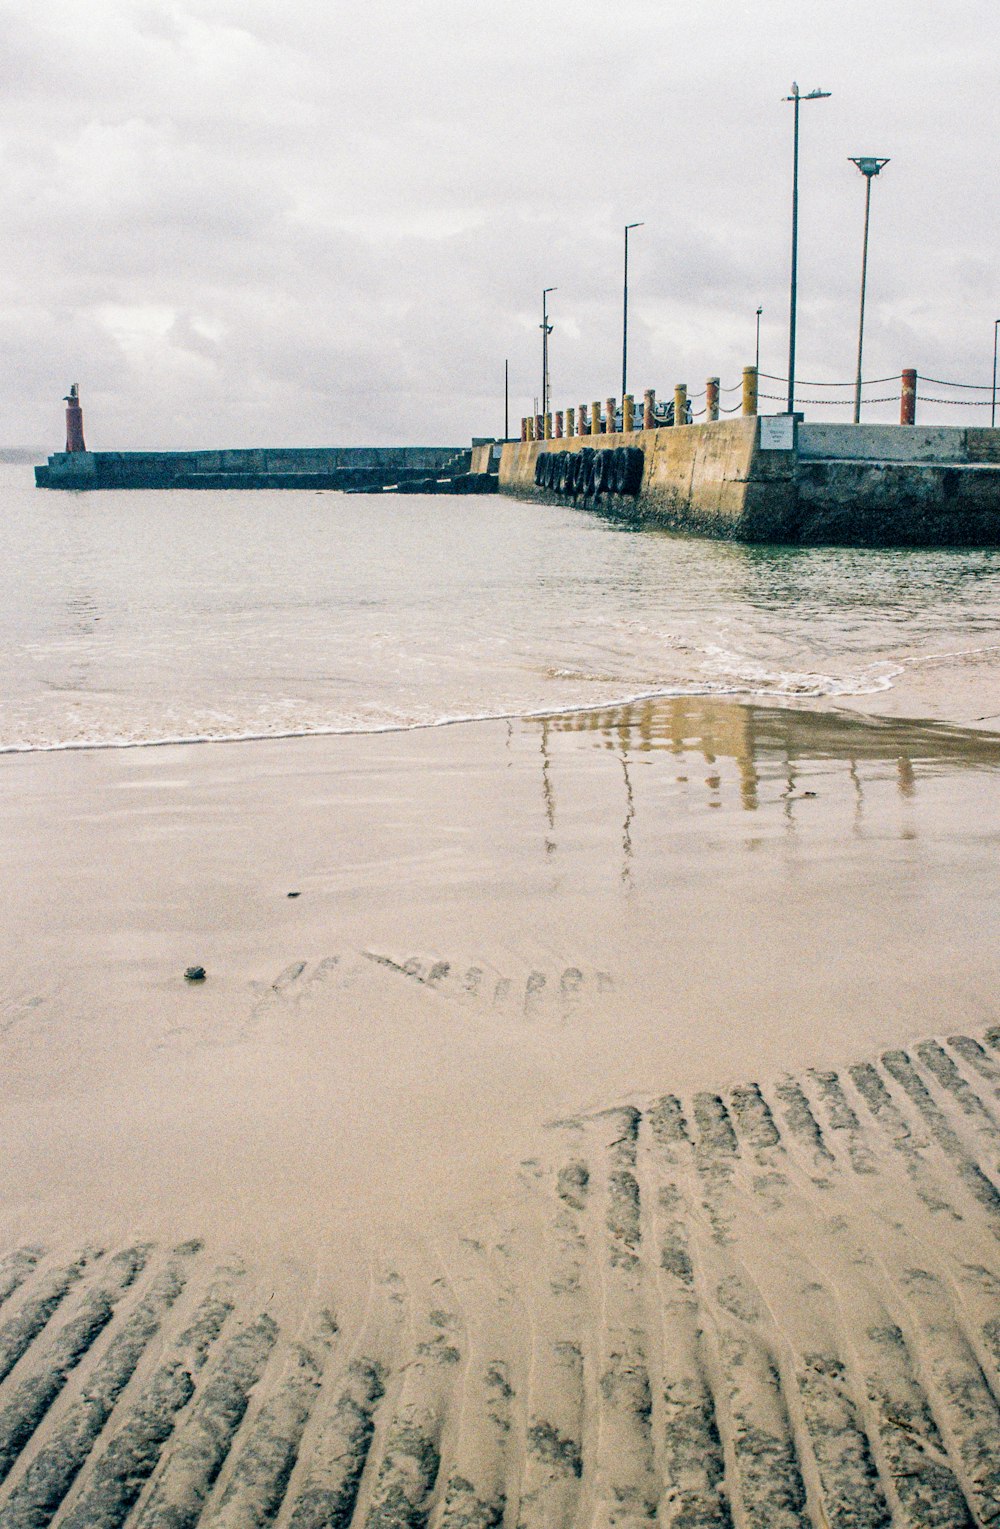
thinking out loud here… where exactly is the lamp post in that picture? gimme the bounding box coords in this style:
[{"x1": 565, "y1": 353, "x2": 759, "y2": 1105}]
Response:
[
  {"x1": 755, "y1": 306, "x2": 763, "y2": 373},
  {"x1": 993, "y1": 319, "x2": 1000, "y2": 430},
  {"x1": 783, "y1": 83, "x2": 831, "y2": 415},
  {"x1": 849, "y1": 157, "x2": 890, "y2": 424},
  {"x1": 541, "y1": 287, "x2": 556, "y2": 418},
  {"x1": 504, "y1": 358, "x2": 509, "y2": 441},
  {"x1": 622, "y1": 222, "x2": 644, "y2": 401}
]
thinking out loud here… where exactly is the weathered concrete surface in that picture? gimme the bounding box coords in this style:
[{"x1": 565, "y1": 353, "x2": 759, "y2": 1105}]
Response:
[
  {"x1": 500, "y1": 421, "x2": 1000, "y2": 546},
  {"x1": 794, "y1": 460, "x2": 1000, "y2": 545},
  {"x1": 797, "y1": 424, "x2": 971, "y2": 463},
  {"x1": 469, "y1": 442, "x2": 504, "y2": 475}
]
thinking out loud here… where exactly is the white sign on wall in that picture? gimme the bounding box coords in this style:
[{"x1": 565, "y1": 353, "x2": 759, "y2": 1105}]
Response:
[{"x1": 759, "y1": 414, "x2": 796, "y2": 451}]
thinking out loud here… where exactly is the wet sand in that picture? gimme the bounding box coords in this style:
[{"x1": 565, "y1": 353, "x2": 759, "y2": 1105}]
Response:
[{"x1": 1, "y1": 697, "x2": 999, "y2": 1525}]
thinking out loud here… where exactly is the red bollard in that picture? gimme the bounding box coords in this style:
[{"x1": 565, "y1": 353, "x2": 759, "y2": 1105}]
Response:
[
  {"x1": 900, "y1": 369, "x2": 917, "y2": 425},
  {"x1": 65, "y1": 384, "x2": 87, "y2": 453}
]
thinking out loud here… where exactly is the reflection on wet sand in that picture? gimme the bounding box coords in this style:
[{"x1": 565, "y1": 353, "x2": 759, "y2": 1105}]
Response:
[{"x1": 536, "y1": 695, "x2": 1000, "y2": 823}]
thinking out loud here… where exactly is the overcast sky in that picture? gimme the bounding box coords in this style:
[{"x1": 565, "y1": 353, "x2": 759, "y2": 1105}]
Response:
[{"x1": 3, "y1": 0, "x2": 998, "y2": 450}]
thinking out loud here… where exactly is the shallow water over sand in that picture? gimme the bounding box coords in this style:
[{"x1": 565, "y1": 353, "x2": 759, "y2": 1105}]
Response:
[{"x1": 6, "y1": 466, "x2": 1000, "y2": 750}]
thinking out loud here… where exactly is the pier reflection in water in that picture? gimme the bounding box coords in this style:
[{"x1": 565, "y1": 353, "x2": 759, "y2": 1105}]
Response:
[{"x1": 528, "y1": 696, "x2": 1000, "y2": 876}]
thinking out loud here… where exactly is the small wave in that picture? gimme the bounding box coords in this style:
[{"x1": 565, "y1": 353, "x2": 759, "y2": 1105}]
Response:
[{"x1": 0, "y1": 666, "x2": 908, "y2": 757}]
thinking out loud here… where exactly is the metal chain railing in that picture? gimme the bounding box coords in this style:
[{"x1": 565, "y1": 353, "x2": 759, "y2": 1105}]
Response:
[
  {"x1": 759, "y1": 391, "x2": 901, "y2": 406},
  {"x1": 915, "y1": 395, "x2": 996, "y2": 406},
  {"x1": 918, "y1": 375, "x2": 995, "y2": 391},
  {"x1": 759, "y1": 372, "x2": 902, "y2": 388}
]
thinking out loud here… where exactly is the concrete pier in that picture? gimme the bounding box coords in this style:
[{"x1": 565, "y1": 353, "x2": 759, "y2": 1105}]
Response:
[{"x1": 499, "y1": 419, "x2": 1000, "y2": 546}]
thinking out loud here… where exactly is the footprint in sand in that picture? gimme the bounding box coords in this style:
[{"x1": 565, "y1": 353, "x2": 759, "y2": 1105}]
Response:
[{"x1": 359, "y1": 951, "x2": 615, "y2": 1022}]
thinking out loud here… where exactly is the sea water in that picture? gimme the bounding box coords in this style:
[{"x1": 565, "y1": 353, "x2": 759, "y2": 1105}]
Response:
[{"x1": 4, "y1": 465, "x2": 1000, "y2": 752}]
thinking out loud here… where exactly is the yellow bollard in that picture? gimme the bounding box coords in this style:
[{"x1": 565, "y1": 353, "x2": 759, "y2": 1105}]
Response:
[
  {"x1": 643, "y1": 389, "x2": 655, "y2": 429},
  {"x1": 623, "y1": 394, "x2": 634, "y2": 432},
  {"x1": 521, "y1": 417, "x2": 528, "y2": 441},
  {"x1": 566, "y1": 406, "x2": 576, "y2": 438},
  {"x1": 606, "y1": 398, "x2": 616, "y2": 435},
  {"x1": 742, "y1": 367, "x2": 758, "y2": 417},
  {"x1": 591, "y1": 401, "x2": 601, "y2": 436},
  {"x1": 554, "y1": 410, "x2": 564, "y2": 439},
  {"x1": 706, "y1": 378, "x2": 719, "y2": 422},
  {"x1": 526, "y1": 416, "x2": 534, "y2": 441},
  {"x1": 543, "y1": 412, "x2": 552, "y2": 439},
  {"x1": 673, "y1": 384, "x2": 687, "y2": 426}
]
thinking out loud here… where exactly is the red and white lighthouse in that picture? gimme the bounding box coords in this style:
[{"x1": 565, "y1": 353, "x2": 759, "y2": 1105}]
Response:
[{"x1": 64, "y1": 384, "x2": 87, "y2": 453}]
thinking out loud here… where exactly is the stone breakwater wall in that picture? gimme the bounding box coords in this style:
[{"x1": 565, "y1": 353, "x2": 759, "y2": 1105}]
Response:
[
  {"x1": 35, "y1": 445, "x2": 470, "y2": 491},
  {"x1": 500, "y1": 420, "x2": 1000, "y2": 546}
]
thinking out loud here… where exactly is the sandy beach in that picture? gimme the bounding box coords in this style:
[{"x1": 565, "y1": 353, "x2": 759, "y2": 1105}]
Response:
[{"x1": 1, "y1": 693, "x2": 999, "y2": 1526}]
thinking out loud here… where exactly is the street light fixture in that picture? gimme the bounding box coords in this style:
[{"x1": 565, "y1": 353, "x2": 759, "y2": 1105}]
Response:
[
  {"x1": 992, "y1": 318, "x2": 1000, "y2": 429},
  {"x1": 783, "y1": 83, "x2": 831, "y2": 416},
  {"x1": 849, "y1": 156, "x2": 890, "y2": 423},
  {"x1": 755, "y1": 305, "x2": 763, "y2": 373},
  {"x1": 622, "y1": 222, "x2": 644, "y2": 401},
  {"x1": 541, "y1": 287, "x2": 556, "y2": 418}
]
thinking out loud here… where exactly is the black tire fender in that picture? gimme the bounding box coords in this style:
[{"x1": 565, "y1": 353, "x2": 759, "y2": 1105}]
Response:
[
  {"x1": 576, "y1": 448, "x2": 595, "y2": 497},
  {"x1": 595, "y1": 449, "x2": 615, "y2": 495},
  {"x1": 620, "y1": 445, "x2": 644, "y2": 495}
]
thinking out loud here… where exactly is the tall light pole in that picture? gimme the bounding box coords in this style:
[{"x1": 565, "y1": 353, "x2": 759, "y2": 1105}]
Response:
[
  {"x1": 993, "y1": 319, "x2": 1000, "y2": 429},
  {"x1": 622, "y1": 222, "x2": 644, "y2": 400},
  {"x1": 541, "y1": 287, "x2": 556, "y2": 418},
  {"x1": 755, "y1": 305, "x2": 763, "y2": 373},
  {"x1": 849, "y1": 157, "x2": 890, "y2": 423},
  {"x1": 504, "y1": 358, "x2": 509, "y2": 440},
  {"x1": 784, "y1": 83, "x2": 831, "y2": 415}
]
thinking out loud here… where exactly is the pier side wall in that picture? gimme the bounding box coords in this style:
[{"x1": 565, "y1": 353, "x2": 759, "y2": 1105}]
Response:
[
  {"x1": 499, "y1": 419, "x2": 796, "y2": 539},
  {"x1": 500, "y1": 421, "x2": 1000, "y2": 546}
]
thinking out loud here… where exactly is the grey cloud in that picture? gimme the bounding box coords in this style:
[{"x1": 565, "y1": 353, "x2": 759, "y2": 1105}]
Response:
[{"x1": 3, "y1": 0, "x2": 998, "y2": 449}]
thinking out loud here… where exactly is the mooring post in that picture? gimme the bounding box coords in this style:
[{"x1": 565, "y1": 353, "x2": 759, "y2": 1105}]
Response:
[
  {"x1": 566, "y1": 406, "x2": 576, "y2": 437},
  {"x1": 742, "y1": 366, "x2": 759, "y2": 416},
  {"x1": 643, "y1": 389, "x2": 655, "y2": 429},
  {"x1": 543, "y1": 412, "x2": 552, "y2": 439},
  {"x1": 521, "y1": 417, "x2": 528, "y2": 441},
  {"x1": 606, "y1": 397, "x2": 617, "y2": 434},
  {"x1": 554, "y1": 410, "x2": 564, "y2": 439},
  {"x1": 623, "y1": 394, "x2": 634, "y2": 431},
  {"x1": 525, "y1": 417, "x2": 533, "y2": 441},
  {"x1": 673, "y1": 384, "x2": 687, "y2": 426},
  {"x1": 706, "y1": 378, "x2": 720, "y2": 422},
  {"x1": 591, "y1": 402, "x2": 601, "y2": 436},
  {"x1": 536, "y1": 414, "x2": 544, "y2": 441},
  {"x1": 900, "y1": 369, "x2": 917, "y2": 425}
]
